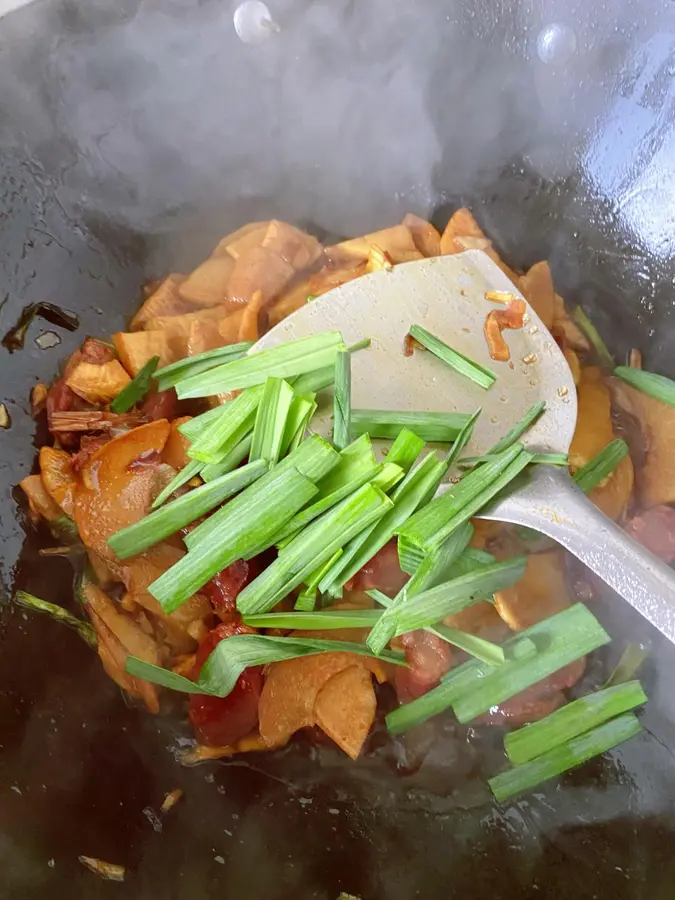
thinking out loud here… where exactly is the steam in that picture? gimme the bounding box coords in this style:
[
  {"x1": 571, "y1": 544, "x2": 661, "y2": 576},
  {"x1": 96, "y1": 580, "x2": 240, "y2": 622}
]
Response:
[{"x1": 0, "y1": 0, "x2": 572, "y2": 267}]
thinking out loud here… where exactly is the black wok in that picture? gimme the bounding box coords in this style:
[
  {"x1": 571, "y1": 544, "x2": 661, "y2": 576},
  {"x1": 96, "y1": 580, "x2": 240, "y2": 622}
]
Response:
[{"x1": 2, "y1": 0, "x2": 675, "y2": 897}]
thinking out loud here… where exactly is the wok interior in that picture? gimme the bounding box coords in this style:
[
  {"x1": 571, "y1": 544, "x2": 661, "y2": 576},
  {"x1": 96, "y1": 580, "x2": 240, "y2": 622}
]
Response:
[{"x1": 2, "y1": 0, "x2": 675, "y2": 897}]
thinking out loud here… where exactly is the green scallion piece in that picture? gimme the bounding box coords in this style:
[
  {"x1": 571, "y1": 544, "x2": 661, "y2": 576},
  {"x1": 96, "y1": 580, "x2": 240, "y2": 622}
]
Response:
[
  {"x1": 244, "y1": 608, "x2": 381, "y2": 630},
  {"x1": 151, "y1": 458, "x2": 203, "y2": 510},
  {"x1": 391, "y1": 557, "x2": 526, "y2": 638},
  {"x1": 504, "y1": 680, "x2": 647, "y2": 766},
  {"x1": 398, "y1": 536, "x2": 426, "y2": 575},
  {"x1": 291, "y1": 366, "x2": 334, "y2": 395},
  {"x1": 572, "y1": 307, "x2": 614, "y2": 369},
  {"x1": 127, "y1": 633, "x2": 405, "y2": 698},
  {"x1": 489, "y1": 712, "x2": 642, "y2": 803},
  {"x1": 154, "y1": 342, "x2": 253, "y2": 391},
  {"x1": 313, "y1": 434, "x2": 376, "y2": 492},
  {"x1": 409, "y1": 323, "x2": 496, "y2": 390},
  {"x1": 275, "y1": 464, "x2": 382, "y2": 546},
  {"x1": 398, "y1": 444, "x2": 534, "y2": 554},
  {"x1": 444, "y1": 408, "x2": 481, "y2": 470},
  {"x1": 14, "y1": 591, "x2": 97, "y2": 648},
  {"x1": 149, "y1": 466, "x2": 318, "y2": 613},
  {"x1": 175, "y1": 331, "x2": 345, "y2": 399},
  {"x1": 385, "y1": 428, "x2": 425, "y2": 474},
  {"x1": 451, "y1": 603, "x2": 610, "y2": 724},
  {"x1": 333, "y1": 350, "x2": 351, "y2": 451},
  {"x1": 358, "y1": 485, "x2": 472, "y2": 657},
  {"x1": 459, "y1": 452, "x2": 568, "y2": 469},
  {"x1": 347, "y1": 338, "x2": 371, "y2": 353},
  {"x1": 487, "y1": 401, "x2": 546, "y2": 456},
  {"x1": 236, "y1": 483, "x2": 394, "y2": 616},
  {"x1": 187, "y1": 386, "x2": 263, "y2": 465},
  {"x1": 318, "y1": 452, "x2": 448, "y2": 597},
  {"x1": 603, "y1": 643, "x2": 649, "y2": 688},
  {"x1": 573, "y1": 439, "x2": 629, "y2": 494},
  {"x1": 280, "y1": 393, "x2": 317, "y2": 456},
  {"x1": 200, "y1": 434, "x2": 253, "y2": 483},
  {"x1": 350, "y1": 409, "x2": 471, "y2": 443},
  {"x1": 250, "y1": 377, "x2": 295, "y2": 465},
  {"x1": 386, "y1": 603, "x2": 609, "y2": 734},
  {"x1": 108, "y1": 460, "x2": 267, "y2": 560},
  {"x1": 110, "y1": 356, "x2": 159, "y2": 413},
  {"x1": 294, "y1": 588, "x2": 317, "y2": 611},
  {"x1": 178, "y1": 405, "x2": 226, "y2": 442},
  {"x1": 368, "y1": 588, "x2": 505, "y2": 666},
  {"x1": 184, "y1": 435, "x2": 340, "y2": 550},
  {"x1": 371, "y1": 462, "x2": 405, "y2": 493},
  {"x1": 614, "y1": 365, "x2": 675, "y2": 408},
  {"x1": 304, "y1": 548, "x2": 343, "y2": 592}
]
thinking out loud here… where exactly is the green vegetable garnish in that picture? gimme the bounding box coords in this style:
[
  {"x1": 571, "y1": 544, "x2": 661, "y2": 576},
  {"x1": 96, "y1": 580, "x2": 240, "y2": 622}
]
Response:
[
  {"x1": 350, "y1": 409, "x2": 471, "y2": 442},
  {"x1": 110, "y1": 356, "x2": 159, "y2": 413},
  {"x1": 614, "y1": 365, "x2": 675, "y2": 408},
  {"x1": 503, "y1": 680, "x2": 647, "y2": 765},
  {"x1": 409, "y1": 323, "x2": 496, "y2": 390},
  {"x1": 572, "y1": 307, "x2": 614, "y2": 369},
  {"x1": 187, "y1": 386, "x2": 262, "y2": 465},
  {"x1": 14, "y1": 591, "x2": 97, "y2": 648},
  {"x1": 154, "y1": 342, "x2": 253, "y2": 391},
  {"x1": 333, "y1": 350, "x2": 351, "y2": 450},
  {"x1": 489, "y1": 713, "x2": 642, "y2": 803},
  {"x1": 250, "y1": 377, "x2": 295, "y2": 465},
  {"x1": 573, "y1": 439, "x2": 629, "y2": 494}
]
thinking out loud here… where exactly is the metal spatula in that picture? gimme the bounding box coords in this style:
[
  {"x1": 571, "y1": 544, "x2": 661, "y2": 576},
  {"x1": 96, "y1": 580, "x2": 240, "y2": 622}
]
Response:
[{"x1": 254, "y1": 251, "x2": 675, "y2": 644}]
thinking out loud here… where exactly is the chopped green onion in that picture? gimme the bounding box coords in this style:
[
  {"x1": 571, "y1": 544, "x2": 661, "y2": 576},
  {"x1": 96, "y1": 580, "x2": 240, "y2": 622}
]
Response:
[
  {"x1": 573, "y1": 439, "x2": 629, "y2": 494},
  {"x1": 333, "y1": 350, "x2": 351, "y2": 451},
  {"x1": 178, "y1": 405, "x2": 225, "y2": 442},
  {"x1": 409, "y1": 323, "x2": 496, "y2": 390},
  {"x1": 368, "y1": 588, "x2": 504, "y2": 665},
  {"x1": 459, "y1": 452, "x2": 568, "y2": 469},
  {"x1": 236, "y1": 483, "x2": 393, "y2": 615},
  {"x1": 504, "y1": 680, "x2": 647, "y2": 765},
  {"x1": 385, "y1": 428, "x2": 425, "y2": 474},
  {"x1": 386, "y1": 603, "x2": 609, "y2": 733},
  {"x1": 444, "y1": 408, "x2": 481, "y2": 470},
  {"x1": 127, "y1": 633, "x2": 405, "y2": 698},
  {"x1": 318, "y1": 452, "x2": 448, "y2": 597},
  {"x1": 603, "y1": 643, "x2": 649, "y2": 688},
  {"x1": 398, "y1": 444, "x2": 534, "y2": 554},
  {"x1": 451, "y1": 603, "x2": 610, "y2": 723},
  {"x1": 108, "y1": 460, "x2": 267, "y2": 559},
  {"x1": 487, "y1": 402, "x2": 546, "y2": 456},
  {"x1": 347, "y1": 338, "x2": 371, "y2": 353},
  {"x1": 200, "y1": 434, "x2": 253, "y2": 483},
  {"x1": 250, "y1": 378, "x2": 295, "y2": 465},
  {"x1": 14, "y1": 590, "x2": 97, "y2": 648},
  {"x1": 489, "y1": 712, "x2": 642, "y2": 803},
  {"x1": 154, "y1": 342, "x2": 253, "y2": 391},
  {"x1": 110, "y1": 356, "x2": 159, "y2": 413},
  {"x1": 187, "y1": 386, "x2": 262, "y2": 465},
  {"x1": 149, "y1": 466, "x2": 318, "y2": 613},
  {"x1": 304, "y1": 548, "x2": 343, "y2": 592},
  {"x1": 244, "y1": 609, "x2": 381, "y2": 630},
  {"x1": 275, "y1": 464, "x2": 381, "y2": 546},
  {"x1": 350, "y1": 409, "x2": 471, "y2": 442},
  {"x1": 291, "y1": 366, "x2": 334, "y2": 395},
  {"x1": 447, "y1": 547, "x2": 496, "y2": 576},
  {"x1": 614, "y1": 365, "x2": 675, "y2": 408},
  {"x1": 313, "y1": 434, "x2": 377, "y2": 496},
  {"x1": 371, "y1": 462, "x2": 404, "y2": 493},
  {"x1": 176, "y1": 332, "x2": 345, "y2": 399},
  {"x1": 398, "y1": 536, "x2": 426, "y2": 575},
  {"x1": 572, "y1": 307, "x2": 614, "y2": 369},
  {"x1": 391, "y1": 556, "x2": 525, "y2": 637},
  {"x1": 184, "y1": 435, "x2": 340, "y2": 550},
  {"x1": 151, "y1": 458, "x2": 203, "y2": 510},
  {"x1": 294, "y1": 588, "x2": 317, "y2": 611},
  {"x1": 280, "y1": 393, "x2": 317, "y2": 455}
]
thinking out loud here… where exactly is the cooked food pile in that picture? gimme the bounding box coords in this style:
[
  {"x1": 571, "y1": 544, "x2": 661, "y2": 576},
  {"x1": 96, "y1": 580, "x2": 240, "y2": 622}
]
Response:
[{"x1": 16, "y1": 211, "x2": 675, "y2": 801}]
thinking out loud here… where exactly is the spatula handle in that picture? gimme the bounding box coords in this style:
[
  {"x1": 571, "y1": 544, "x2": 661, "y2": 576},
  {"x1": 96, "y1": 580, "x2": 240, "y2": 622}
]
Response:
[{"x1": 483, "y1": 466, "x2": 675, "y2": 644}]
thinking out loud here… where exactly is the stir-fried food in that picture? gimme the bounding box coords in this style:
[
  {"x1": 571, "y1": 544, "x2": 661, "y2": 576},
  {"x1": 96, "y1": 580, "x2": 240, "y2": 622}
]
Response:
[{"x1": 17, "y1": 210, "x2": 672, "y2": 802}]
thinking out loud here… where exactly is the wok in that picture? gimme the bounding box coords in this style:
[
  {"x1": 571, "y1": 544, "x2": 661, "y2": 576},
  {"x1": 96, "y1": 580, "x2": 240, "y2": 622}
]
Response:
[{"x1": 1, "y1": 0, "x2": 675, "y2": 897}]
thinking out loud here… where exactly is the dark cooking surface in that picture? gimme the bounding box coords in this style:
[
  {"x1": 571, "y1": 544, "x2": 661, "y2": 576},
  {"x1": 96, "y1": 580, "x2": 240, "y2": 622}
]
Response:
[{"x1": 2, "y1": 0, "x2": 675, "y2": 897}]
